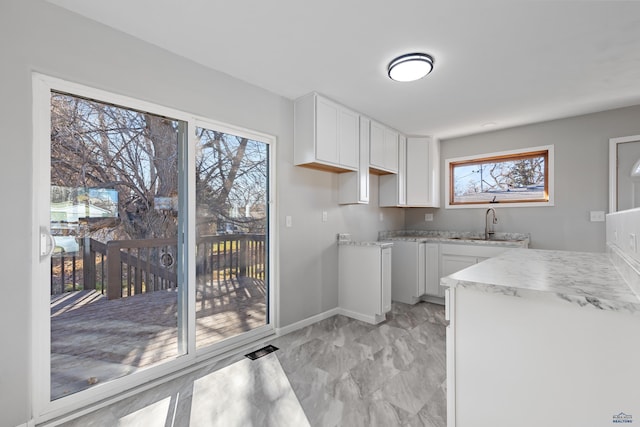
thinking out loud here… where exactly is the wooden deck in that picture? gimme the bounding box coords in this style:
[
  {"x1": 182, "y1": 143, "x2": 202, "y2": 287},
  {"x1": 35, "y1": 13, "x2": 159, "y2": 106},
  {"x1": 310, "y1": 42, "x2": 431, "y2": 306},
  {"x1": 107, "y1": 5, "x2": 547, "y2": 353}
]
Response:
[{"x1": 50, "y1": 276, "x2": 266, "y2": 399}]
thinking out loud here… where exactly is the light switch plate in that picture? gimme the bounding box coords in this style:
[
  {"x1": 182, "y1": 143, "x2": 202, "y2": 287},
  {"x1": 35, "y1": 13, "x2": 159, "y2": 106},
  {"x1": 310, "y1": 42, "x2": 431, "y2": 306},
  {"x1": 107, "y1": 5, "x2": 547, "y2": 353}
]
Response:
[
  {"x1": 285, "y1": 216, "x2": 292, "y2": 228},
  {"x1": 322, "y1": 211, "x2": 328, "y2": 222},
  {"x1": 589, "y1": 211, "x2": 605, "y2": 222}
]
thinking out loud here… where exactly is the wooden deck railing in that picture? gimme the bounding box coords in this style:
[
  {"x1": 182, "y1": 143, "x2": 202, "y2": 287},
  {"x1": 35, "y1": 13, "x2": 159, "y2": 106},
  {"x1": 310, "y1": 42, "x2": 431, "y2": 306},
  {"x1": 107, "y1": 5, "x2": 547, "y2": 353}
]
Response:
[{"x1": 51, "y1": 234, "x2": 266, "y2": 299}]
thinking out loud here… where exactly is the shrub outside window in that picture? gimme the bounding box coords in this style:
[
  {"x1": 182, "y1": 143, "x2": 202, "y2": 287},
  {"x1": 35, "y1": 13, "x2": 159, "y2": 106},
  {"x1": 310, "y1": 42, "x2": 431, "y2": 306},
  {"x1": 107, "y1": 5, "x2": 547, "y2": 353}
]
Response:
[{"x1": 446, "y1": 145, "x2": 554, "y2": 208}]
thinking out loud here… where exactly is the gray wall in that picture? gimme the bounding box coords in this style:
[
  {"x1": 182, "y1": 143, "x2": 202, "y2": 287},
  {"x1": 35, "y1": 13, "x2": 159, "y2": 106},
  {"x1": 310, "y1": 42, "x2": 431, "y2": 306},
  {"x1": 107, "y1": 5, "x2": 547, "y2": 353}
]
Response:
[
  {"x1": 5, "y1": 1, "x2": 639, "y2": 424},
  {"x1": 0, "y1": 1, "x2": 403, "y2": 425},
  {"x1": 405, "y1": 105, "x2": 640, "y2": 252}
]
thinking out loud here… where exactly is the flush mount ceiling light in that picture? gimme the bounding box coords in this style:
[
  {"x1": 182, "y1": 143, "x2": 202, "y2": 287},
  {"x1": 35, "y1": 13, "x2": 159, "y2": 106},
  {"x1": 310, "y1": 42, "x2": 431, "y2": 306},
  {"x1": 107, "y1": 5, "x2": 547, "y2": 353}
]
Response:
[{"x1": 387, "y1": 53, "x2": 434, "y2": 82}]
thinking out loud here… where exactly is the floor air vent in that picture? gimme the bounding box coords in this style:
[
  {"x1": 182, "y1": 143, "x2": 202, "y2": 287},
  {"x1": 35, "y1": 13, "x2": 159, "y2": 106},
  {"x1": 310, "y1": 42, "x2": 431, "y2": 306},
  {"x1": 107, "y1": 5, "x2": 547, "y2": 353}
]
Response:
[{"x1": 245, "y1": 345, "x2": 279, "y2": 360}]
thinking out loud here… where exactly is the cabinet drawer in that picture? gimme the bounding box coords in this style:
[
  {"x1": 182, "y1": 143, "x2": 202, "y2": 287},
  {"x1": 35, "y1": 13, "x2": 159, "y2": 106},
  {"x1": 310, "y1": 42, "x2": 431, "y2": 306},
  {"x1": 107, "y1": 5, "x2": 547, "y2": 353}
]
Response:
[{"x1": 439, "y1": 243, "x2": 513, "y2": 259}]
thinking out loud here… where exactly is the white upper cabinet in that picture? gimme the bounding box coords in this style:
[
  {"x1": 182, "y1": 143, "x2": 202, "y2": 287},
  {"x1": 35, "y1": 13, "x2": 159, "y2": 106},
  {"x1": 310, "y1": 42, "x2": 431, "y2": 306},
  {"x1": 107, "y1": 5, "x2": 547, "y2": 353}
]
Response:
[
  {"x1": 294, "y1": 92, "x2": 439, "y2": 208},
  {"x1": 379, "y1": 136, "x2": 406, "y2": 206},
  {"x1": 406, "y1": 137, "x2": 440, "y2": 207},
  {"x1": 339, "y1": 116, "x2": 370, "y2": 204},
  {"x1": 369, "y1": 120, "x2": 398, "y2": 174},
  {"x1": 294, "y1": 93, "x2": 359, "y2": 172},
  {"x1": 380, "y1": 136, "x2": 440, "y2": 207}
]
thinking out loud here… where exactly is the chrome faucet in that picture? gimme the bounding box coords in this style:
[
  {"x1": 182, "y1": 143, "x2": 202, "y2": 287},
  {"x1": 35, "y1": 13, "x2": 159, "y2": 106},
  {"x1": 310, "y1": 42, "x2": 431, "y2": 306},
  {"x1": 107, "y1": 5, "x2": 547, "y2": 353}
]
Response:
[{"x1": 485, "y1": 208, "x2": 497, "y2": 240}]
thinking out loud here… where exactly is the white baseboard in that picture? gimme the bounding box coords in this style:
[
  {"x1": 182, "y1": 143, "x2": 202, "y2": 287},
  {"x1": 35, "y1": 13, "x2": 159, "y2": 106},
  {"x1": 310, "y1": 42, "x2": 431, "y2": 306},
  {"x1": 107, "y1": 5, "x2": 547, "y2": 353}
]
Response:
[
  {"x1": 275, "y1": 307, "x2": 340, "y2": 336},
  {"x1": 336, "y1": 308, "x2": 384, "y2": 325},
  {"x1": 421, "y1": 295, "x2": 445, "y2": 305}
]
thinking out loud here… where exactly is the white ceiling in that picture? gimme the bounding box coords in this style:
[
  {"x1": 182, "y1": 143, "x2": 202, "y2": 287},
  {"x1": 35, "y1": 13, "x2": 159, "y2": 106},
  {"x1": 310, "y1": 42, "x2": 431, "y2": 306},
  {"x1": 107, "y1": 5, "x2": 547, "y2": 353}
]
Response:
[{"x1": 48, "y1": 0, "x2": 640, "y2": 139}]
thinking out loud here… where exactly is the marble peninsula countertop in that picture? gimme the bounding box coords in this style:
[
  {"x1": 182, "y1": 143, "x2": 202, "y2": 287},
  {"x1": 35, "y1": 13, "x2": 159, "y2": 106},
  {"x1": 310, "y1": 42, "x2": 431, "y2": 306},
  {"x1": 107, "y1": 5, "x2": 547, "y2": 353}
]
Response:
[
  {"x1": 441, "y1": 248, "x2": 640, "y2": 315},
  {"x1": 338, "y1": 240, "x2": 393, "y2": 248},
  {"x1": 378, "y1": 230, "x2": 530, "y2": 248}
]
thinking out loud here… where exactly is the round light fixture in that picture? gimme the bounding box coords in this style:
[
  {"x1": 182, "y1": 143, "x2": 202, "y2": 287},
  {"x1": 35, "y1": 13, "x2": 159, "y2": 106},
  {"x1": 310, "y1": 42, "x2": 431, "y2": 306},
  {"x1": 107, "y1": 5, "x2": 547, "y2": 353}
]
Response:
[{"x1": 387, "y1": 53, "x2": 434, "y2": 82}]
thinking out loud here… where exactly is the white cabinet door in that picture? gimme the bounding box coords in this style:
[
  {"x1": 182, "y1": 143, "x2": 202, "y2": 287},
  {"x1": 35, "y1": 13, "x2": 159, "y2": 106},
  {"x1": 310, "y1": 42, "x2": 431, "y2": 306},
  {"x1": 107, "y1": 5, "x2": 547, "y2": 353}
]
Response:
[
  {"x1": 440, "y1": 254, "x2": 477, "y2": 278},
  {"x1": 439, "y1": 244, "x2": 516, "y2": 297},
  {"x1": 424, "y1": 243, "x2": 441, "y2": 297},
  {"x1": 440, "y1": 243, "x2": 512, "y2": 259},
  {"x1": 369, "y1": 120, "x2": 398, "y2": 174},
  {"x1": 337, "y1": 107, "x2": 359, "y2": 169},
  {"x1": 390, "y1": 241, "x2": 422, "y2": 304},
  {"x1": 406, "y1": 137, "x2": 440, "y2": 207},
  {"x1": 397, "y1": 134, "x2": 406, "y2": 205},
  {"x1": 384, "y1": 127, "x2": 399, "y2": 173},
  {"x1": 338, "y1": 116, "x2": 369, "y2": 204},
  {"x1": 315, "y1": 97, "x2": 339, "y2": 164},
  {"x1": 417, "y1": 243, "x2": 427, "y2": 296},
  {"x1": 391, "y1": 241, "x2": 441, "y2": 302},
  {"x1": 380, "y1": 136, "x2": 440, "y2": 207},
  {"x1": 379, "y1": 136, "x2": 406, "y2": 207},
  {"x1": 294, "y1": 93, "x2": 359, "y2": 172},
  {"x1": 369, "y1": 120, "x2": 385, "y2": 171},
  {"x1": 339, "y1": 244, "x2": 391, "y2": 324},
  {"x1": 381, "y1": 247, "x2": 392, "y2": 314}
]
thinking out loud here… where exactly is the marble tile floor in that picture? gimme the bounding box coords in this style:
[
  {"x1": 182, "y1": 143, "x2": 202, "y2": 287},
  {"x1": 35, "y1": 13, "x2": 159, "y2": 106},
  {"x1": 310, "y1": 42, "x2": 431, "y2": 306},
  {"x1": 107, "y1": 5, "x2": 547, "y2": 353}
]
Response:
[
  {"x1": 272, "y1": 301, "x2": 447, "y2": 427},
  {"x1": 55, "y1": 301, "x2": 446, "y2": 427}
]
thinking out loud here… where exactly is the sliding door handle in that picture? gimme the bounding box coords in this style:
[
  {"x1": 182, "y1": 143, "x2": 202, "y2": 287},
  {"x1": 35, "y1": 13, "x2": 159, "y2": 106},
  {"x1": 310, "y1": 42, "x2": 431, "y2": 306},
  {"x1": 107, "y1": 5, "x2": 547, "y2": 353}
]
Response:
[{"x1": 40, "y1": 227, "x2": 56, "y2": 257}]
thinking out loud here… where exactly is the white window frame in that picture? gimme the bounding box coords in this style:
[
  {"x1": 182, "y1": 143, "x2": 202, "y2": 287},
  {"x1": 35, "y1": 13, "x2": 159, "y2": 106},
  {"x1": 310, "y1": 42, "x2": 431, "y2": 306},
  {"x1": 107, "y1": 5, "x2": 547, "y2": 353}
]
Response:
[
  {"x1": 445, "y1": 145, "x2": 554, "y2": 209},
  {"x1": 31, "y1": 73, "x2": 278, "y2": 423}
]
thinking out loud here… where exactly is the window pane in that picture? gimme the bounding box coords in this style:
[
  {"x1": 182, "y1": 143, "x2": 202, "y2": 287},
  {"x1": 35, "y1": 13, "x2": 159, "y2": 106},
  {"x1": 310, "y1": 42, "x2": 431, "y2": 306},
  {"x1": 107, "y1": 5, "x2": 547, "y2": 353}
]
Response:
[
  {"x1": 195, "y1": 126, "x2": 268, "y2": 349},
  {"x1": 451, "y1": 152, "x2": 547, "y2": 204},
  {"x1": 50, "y1": 92, "x2": 185, "y2": 399}
]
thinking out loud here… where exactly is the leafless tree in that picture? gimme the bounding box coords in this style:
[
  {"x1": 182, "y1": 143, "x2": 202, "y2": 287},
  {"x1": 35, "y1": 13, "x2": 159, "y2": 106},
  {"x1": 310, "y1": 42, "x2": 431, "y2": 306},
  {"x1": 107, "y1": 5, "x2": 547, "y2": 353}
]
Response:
[
  {"x1": 51, "y1": 92, "x2": 267, "y2": 242},
  {"x1": 196, "y1": 127, "x2": 267, "y2": 235}
]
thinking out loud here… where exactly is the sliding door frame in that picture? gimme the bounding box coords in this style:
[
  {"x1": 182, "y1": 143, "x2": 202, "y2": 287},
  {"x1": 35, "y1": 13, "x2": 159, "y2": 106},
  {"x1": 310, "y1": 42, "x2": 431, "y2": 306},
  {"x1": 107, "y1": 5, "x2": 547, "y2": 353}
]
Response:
[{"x1": 31, "y1": 73, "x2": 278, "y2": 423}]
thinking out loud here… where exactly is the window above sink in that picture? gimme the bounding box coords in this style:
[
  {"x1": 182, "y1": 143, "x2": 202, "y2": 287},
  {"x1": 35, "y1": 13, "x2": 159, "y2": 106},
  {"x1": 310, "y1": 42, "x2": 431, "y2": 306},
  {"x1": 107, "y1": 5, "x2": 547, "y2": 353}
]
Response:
[{"x1": 446, "y1": 145, "x2": 554, "y2": 209}]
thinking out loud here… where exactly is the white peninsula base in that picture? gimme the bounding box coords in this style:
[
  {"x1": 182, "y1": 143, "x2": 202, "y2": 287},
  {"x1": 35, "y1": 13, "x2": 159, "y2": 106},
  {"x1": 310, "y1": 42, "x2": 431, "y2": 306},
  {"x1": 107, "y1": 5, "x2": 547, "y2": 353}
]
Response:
[{"x1": 443, "y1": 249, "x2": 640, "y2": 427}]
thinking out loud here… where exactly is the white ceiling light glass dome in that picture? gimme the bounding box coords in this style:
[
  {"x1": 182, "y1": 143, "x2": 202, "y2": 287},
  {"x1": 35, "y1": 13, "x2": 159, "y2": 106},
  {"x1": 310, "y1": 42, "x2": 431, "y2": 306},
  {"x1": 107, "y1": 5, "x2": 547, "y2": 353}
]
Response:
[{"x1": 387, "y1": 53, "x2": 434, "y2": 82}]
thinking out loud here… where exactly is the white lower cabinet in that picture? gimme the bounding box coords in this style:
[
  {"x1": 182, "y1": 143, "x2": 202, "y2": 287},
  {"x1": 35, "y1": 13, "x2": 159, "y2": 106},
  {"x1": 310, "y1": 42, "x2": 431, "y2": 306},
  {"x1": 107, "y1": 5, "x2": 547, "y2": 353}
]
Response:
[
  {"x1": 439, "y1": 243, "x2": 511, "y2": 278},
  {"x1": 391, "y1": 242, "x2": 519, "y2": 305},
  {"x1": 390, "y1": 241, "x2": 440, "y2": 304},
  {"x1": 423, "y1": 243, "x2": 442, "y2": 297},
  {"x1": 338, "y1": 243, "x2": 392, "y2": 324},
  {"x1": 446, "y1": 285, "x2": 640, "y2": 427},
  {"x1": 440, "y1": 254, "x2": 477, "y2": 278},
  {"x1": 389, "y1": 241, "x2": 421, "y2": 304}
]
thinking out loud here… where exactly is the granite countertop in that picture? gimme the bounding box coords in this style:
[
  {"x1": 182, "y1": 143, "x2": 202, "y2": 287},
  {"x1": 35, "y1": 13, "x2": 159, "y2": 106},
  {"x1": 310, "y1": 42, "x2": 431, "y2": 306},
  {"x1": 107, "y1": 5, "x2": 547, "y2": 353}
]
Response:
[
  {"x1": 338, "y1": 240, "x2": 393, "y2": 248},
  {"x1": 378, "y1": 230, "x2": 529, "y2": 248},
  {"x1": 441, "y1": 248, "x2": 640, "y2": 315}
]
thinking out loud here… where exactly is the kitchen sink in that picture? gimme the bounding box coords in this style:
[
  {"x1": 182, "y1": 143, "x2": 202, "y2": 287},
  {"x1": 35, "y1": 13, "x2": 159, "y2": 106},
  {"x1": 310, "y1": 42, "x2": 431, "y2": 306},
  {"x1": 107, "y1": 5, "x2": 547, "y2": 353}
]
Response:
[{"x1": 449, "y1": 236, "x2": 526, "y2": 243}]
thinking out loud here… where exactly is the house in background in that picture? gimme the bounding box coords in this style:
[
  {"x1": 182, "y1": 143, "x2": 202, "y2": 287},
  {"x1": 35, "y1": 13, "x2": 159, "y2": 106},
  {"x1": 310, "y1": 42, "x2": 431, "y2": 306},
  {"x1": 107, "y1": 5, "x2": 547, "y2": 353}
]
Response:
[{"x1": 2, "y1": 1, "x2": 640, "y2": 426}]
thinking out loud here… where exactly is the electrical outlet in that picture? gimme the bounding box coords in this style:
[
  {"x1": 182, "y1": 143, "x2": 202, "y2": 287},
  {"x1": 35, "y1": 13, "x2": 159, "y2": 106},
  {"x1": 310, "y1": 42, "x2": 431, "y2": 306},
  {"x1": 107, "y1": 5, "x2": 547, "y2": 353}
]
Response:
[
  {"x1": 322, "y1": 211, "x2": 328, "y2": 222},
  {"x1": 337, "y1": 233, "x2": 350, "y2": 242},
  {"x1": 589, "y1": 211, "x2": 605, "y2": 222},
  {"x1": 379, "y1": 213, "x2": 384, "y2": 222},
  {"x1": 424, "y1": 213, "x2": 434, "y2": 222},
  {"x1": 630, "y1": 233, "x2": 637, "y2": 252}
]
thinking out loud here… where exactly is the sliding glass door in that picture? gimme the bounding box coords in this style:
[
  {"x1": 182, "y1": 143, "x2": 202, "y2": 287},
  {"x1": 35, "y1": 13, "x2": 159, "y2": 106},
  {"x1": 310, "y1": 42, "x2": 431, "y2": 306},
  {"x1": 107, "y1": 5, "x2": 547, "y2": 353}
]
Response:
[
  {"x1": 194, "y1": 124, "x2": 269, "y2": 349},
  {"x1": 32, "y1": 74, "x2": 273, "y2": 419},
  {"x1": 48, "y1": 92, "x2": 187, "y2": 400}
]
